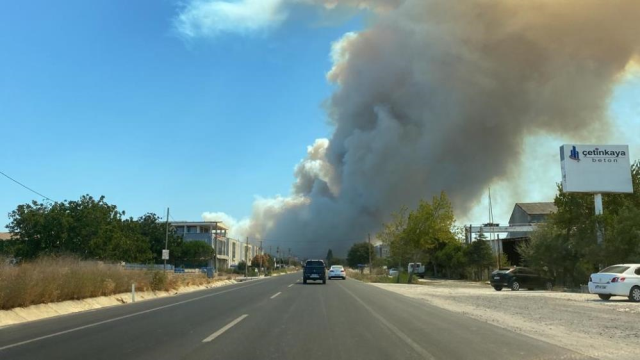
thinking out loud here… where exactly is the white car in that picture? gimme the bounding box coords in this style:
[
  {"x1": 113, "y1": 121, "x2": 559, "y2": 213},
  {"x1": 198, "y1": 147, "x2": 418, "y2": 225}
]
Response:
[
  {"x1": 588, "y1": 264, "x2": 640, "y2": 302},
  {"x1": 388, "y1": 268, "x2": 399, "y2": 277},
  {"x1": 328, "y1": 265, "x2": 346, "y2": 280}
]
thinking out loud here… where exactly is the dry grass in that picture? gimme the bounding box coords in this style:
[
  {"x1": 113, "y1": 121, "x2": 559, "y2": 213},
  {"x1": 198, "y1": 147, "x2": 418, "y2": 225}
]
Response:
[
  {"x1": 0, "y1": 256, "x2": 233, "y2": 310},
  {"x1": 347, "y1": 269, "x2": 418, "y2": 284}
]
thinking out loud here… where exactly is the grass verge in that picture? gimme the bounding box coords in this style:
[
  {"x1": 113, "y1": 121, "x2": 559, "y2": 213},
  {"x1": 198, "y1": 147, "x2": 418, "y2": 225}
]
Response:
[{"x1": 0, "y1": 256, "x2": 234, "y2": 310}]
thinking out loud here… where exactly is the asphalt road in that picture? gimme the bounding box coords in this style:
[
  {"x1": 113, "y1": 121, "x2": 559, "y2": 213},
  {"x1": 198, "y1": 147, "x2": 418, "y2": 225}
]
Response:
[{"x1": 0, "y1": 272, "x2": 591, "y2": 360}]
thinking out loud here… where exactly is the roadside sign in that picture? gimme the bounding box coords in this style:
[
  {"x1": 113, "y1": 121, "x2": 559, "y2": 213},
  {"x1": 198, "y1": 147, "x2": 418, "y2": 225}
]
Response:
[
  {"x1": 560, "y1": 144, "x2": 633, "y2": 193},
  {"x1": 162, "y1": 249, "x2": 170, "y2": 260}
]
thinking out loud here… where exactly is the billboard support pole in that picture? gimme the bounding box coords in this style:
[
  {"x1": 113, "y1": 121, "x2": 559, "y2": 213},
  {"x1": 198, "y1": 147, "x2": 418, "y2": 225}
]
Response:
[
  {"x1": 594, "y1": 193, "x2": 603, "y2": 245},
  {"x1": 594, "y1": 193, "x2": 604, "y2": 270}
]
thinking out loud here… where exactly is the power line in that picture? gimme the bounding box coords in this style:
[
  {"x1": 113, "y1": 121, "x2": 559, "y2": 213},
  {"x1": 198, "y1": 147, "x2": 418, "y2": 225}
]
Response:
[{"x1": 0, "y1": 171, "x2": 54, "y2": 202}]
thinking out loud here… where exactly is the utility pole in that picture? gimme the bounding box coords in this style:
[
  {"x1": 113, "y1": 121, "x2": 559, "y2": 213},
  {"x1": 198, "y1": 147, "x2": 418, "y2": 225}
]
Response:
[
  {"x1": 245, "y1": 236, "x2": 249, "y2": 278},
  {"x1": 368, "y1": 233, "x2": 372, "y2": 275},
  {"x1": 164, "y1": 207, "x2": 169, "y2": 273},
  {"x1": 259, "y1": 240, "x2": 263, "y2": 276}
]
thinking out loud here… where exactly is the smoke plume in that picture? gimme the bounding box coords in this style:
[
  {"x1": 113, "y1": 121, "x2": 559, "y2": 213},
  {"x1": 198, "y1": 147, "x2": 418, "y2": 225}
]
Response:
[{"x1": 241, "y1": 0, "x2": 640, "y2": 257}]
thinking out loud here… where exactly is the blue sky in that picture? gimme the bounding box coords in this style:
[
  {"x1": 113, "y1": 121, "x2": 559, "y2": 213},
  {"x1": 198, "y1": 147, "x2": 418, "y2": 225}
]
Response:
[{"x1": 0, "y1": 0, "x2": 364, "y2": 228}]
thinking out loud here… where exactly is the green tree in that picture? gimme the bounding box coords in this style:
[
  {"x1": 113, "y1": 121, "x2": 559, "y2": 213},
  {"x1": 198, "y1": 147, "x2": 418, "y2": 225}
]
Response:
[
  {"x1": 476, "y1": 227, "x2": 487, "y2": 241},
  {"x1": 136, "y1": 213, "x2": 183, "y2": 264},
  {"x1": 237, "y1": 260, "x2": 247, "y2": 272},
  {"x1": 8, "y1": 195, "x2": 128, "y2": 260},
  {"x1": 465, "y1": 240, "x2": 494, "y2": 281},
  {"x1": 347, "y1": 242, "x2": 375, "y2": 269},
  {"x1": 378, "y1": 206, "x2": 409, "y2": 280},
  {"x1": 434, "y1": 241, "x2": 467, "y2": 279},
  {"x1": 177, "y1": 241, "x2": 214, "y2": 267},
  {"x1": 605, "y1": 205, "x2": 640, "y2": 263},
  {"x1": 403, "y1": 192, "x2": 457, "y2": 282},
  {"x1": 326, "y1": 249, "x2": 334, "y2": 264}
]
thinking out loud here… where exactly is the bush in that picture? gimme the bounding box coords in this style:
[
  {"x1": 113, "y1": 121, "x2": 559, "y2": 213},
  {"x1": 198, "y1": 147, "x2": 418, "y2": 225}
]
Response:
[{"x1": 150, "y1": 271, "x2": 168, "y2": 291}]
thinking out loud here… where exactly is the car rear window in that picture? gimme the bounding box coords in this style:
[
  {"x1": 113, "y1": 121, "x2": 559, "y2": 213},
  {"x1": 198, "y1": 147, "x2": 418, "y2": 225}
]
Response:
[
  {"x1": 331, "y1": 266, "x2": 343, "y2": 269},
  {"x1": 306, "y1": 260, "x2": 325, "y2": 267},
  {"x1": 600, "y1": 265, "x2": 629, "y2": 274}
]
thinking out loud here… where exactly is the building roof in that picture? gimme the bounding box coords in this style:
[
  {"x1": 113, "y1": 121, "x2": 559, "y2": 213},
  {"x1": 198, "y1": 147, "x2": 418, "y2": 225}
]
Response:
[
  {"x1": 515, "y1": 202, "x2": 557, "y2": 215},
  {"x1": 169, "y1": 221, "x2": 229, "y2": 231},
  {"x1": 0, "y1": 232, "x2": 14, "y2": 241}
]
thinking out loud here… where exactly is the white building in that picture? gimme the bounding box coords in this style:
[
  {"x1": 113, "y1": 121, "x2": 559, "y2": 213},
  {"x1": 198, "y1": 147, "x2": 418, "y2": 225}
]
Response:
[{"x1": 171, "y1": 221, "x2": 259, "y2": 270}]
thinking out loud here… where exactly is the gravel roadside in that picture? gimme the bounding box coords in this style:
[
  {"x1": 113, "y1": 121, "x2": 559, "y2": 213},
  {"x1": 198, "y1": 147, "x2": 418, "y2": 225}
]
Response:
[{"x1": 371, "y1": 279, "x2": 639, "y2": 360}]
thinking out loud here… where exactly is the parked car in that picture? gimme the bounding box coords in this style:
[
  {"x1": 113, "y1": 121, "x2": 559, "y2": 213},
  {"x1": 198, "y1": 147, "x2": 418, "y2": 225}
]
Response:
[
  {"x1": 490, "y1": 267, "x2": 554, "y2": 291},
  {"x1": 303, "y1": 259, "x2": 326, "y2": 284},
  {"x1": 328, "y1": 265, "x2": 346, "y2": 280},
  {"x1": 588, "y1": 264, "x2": 640, "y2": 302},
  {"x1": 388, "y1": 268, "x2": 399, "y2": 277}
]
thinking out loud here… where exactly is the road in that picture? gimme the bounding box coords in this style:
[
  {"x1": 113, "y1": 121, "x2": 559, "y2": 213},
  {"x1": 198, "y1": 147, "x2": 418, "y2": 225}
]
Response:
[{"x1": 0, "y1": 272, "x2": 590, "y2": 360}]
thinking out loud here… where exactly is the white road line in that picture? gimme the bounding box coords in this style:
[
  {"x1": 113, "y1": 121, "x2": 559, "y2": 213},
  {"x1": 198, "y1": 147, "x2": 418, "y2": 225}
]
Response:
[
  {"x1": 270, "y1": 292, "x2": 282, "y2": 299},
  {"x1": 337, "y1": 282, "x2": 436, "y2": 360},
  {"x1": 202, "y1": 315, "x2": 248, "y2": 343},
  {"x1": 288, "y1": 284, "x2": 294, "y2": 288},
  {"x1": 0, "y1": 280, "x2": 267, "y2": 352}
]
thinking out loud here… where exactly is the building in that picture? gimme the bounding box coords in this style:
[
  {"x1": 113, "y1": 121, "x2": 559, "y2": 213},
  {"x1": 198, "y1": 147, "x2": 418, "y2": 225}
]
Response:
[
  {"x1": 507, "y1": 202, "x2": 557, "y2": 238},
  {"x1": 170, "y1": 221, "x2": 259, "y2": 270},
  {"x1": 503, "y1": 202, "x2": 556, "y2": 265},
  {"x1": 464, "y1": 202, "x2": 556, "y2": 266}
]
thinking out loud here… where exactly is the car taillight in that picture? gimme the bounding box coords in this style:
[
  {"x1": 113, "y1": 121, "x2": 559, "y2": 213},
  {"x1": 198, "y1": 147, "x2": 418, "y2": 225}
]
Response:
[
  {"x1": 341, "y1": 270, "x2": 345, "y2": 273},
  {"x1": 611, "y1": 277, "x2": 620, "y2": 283},
  {"x1": 619, "y1": 277, "x2": 626, "y2": 282}
]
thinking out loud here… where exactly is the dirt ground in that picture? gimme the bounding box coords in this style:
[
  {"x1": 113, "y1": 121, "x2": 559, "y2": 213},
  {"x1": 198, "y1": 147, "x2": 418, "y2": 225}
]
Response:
[{"x1": 372, "y1": 279, "x2": 640, "y2": 360}]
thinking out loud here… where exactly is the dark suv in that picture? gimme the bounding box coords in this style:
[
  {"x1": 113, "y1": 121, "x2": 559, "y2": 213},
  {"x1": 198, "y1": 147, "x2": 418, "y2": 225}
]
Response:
[
  {"x1": 490, "y1": 267, "x2": 554, "y2": 291},
  {"x1": 303, "y1": 260, "x2": 326, "y2": 284}
]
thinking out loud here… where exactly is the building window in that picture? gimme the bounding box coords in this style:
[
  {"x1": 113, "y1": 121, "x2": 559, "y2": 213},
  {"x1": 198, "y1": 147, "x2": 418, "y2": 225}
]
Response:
[{"x1": 232, "y1": 243, "x2": 237, "y2": 258}]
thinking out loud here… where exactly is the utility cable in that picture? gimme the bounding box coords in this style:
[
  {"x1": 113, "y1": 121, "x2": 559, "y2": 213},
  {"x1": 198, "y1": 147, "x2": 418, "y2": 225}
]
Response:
[{"x1": 0, "y1": 170, "x2": 54, "y2": 202}]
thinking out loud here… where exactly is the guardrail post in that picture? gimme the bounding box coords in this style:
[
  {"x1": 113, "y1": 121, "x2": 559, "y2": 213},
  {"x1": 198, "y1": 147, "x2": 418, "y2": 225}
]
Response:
[{"x1": 131, "y1": 283, "x2": 136, "y2": 303}]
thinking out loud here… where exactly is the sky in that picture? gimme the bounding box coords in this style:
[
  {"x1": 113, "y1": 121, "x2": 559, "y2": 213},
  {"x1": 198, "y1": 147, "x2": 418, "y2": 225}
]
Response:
[
  {"x1": 0, "y1": 0, "x2": 364, "y2": 230},
  {"x1": 2, "y1": 0, "x2": 639, "y2": 237}
]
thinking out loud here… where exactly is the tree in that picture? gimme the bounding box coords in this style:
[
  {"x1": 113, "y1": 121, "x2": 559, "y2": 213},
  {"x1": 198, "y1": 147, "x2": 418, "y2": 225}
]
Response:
[
  {"x1": 326, "y1": 249, "x2": 334, "y2": 264},
  {"x1": 136, "y1": 213, "x2": 183, "y2": 264},
  {"x1": 237, "y1": 260, "x2": 247, "y2": 272},
  {"x1": 403, "y1": 192, "x2": 457, "y2": 282},
  {"x1": 347, "y1": 242, "x2": 375, "y2": 269},
  {"x1": 251, "y1": 254, "x2": 274, "y2": 270},
  {"x1": 465, "y1": 239, "x2": 494, "y2": 281},
  {"x1": 476, "y1": 227, "x2": 487, "y2": 241},
  {"x1": 434, "y1": 241, "x2": 467, "y2": 279},
  {"x1": 378, "y1": 206, "x2": 409, "y2": 277},
  {"x1": 605, "y1": 205, "x2": 640, "y2": 264},
  {"x1": 177, "y1": 241, "x2": 214, "y2": 267}
]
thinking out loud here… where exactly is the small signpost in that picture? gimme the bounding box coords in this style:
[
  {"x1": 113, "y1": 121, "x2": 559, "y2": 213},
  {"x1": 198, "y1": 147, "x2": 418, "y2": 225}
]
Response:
[{"x1": 162, "y1": 249, "x2": 170, "y2": 260}]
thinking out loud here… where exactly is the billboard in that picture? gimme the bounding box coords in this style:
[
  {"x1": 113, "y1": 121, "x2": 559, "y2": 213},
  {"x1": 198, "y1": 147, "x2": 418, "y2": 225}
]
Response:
[{"x1": 560, "y1": 144, "x2": 633, "y2": 193}]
